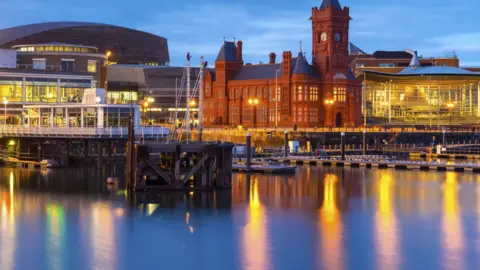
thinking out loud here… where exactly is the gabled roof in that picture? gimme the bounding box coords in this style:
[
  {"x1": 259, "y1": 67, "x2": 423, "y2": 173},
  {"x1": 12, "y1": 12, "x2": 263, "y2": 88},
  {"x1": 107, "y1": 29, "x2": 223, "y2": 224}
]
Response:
[
  {"x1": 234, "y1": 63, "x2": 281, "y2": 80},
  {"x1": 349, "y1": 43, "x2": 367, "y2": 55},
  {"x1": 216, "y1": 41, "x2": 237, "y2": 61},
  {"x1": 320, "y1": 0, "x2": 342, "y2": 10},
  {"x1": 293, "y1": 52, "x2": 310, "y2": 75}
]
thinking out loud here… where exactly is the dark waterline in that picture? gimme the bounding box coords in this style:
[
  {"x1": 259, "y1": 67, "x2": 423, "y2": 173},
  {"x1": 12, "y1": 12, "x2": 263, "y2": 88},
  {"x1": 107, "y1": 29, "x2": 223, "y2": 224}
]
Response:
[{"x1": 1, "y1": 165, "x2": 480, "y2": 270}]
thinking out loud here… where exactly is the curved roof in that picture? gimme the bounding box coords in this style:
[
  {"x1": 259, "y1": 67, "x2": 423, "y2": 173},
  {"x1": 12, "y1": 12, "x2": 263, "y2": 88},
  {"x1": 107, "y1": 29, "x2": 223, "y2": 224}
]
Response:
[
  {"x1": 0, "y1": 22, "x2": 109, "y2": 45},
  {"x1": 399, "y1": 66, "x2": 477, "y2": 76},
  {"x1": 0, "y1": 22, "x2": 169, "y2": 64}
]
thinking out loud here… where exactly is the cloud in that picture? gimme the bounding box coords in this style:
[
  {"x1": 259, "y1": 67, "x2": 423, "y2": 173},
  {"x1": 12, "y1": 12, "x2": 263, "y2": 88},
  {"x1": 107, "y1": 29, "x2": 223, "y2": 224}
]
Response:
[
  {"x1": 431, "y1": 33, "x2": 480, "y2": 52},
  {"x1": 139, "y1": 2, "x2": 311, "y2": 65}
]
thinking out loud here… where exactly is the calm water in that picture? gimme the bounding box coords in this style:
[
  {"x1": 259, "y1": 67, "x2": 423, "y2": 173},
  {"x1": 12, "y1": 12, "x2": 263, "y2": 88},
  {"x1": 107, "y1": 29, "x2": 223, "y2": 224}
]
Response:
[{"x1": 1, "y1": 165, "x2": 480, "y2": 270}]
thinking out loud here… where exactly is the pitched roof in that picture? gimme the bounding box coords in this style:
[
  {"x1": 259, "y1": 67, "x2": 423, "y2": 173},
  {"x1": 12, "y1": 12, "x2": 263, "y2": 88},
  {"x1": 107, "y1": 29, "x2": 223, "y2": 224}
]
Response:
[
  {"x1": 216, "y1": 41, "x2": 237, "y2": 61},
  {"x1": 320, "y1": 0, "x2": 342, "y2": 10},
  {"x1": 234, "y1": 63, "x2": 281, "y2": 80},
  {"x1": 293, "y1": 52, "x2": 310, "y2": 75},
  {"x1": 349, "y1": 42, "x2": 367, "y2": 55}
]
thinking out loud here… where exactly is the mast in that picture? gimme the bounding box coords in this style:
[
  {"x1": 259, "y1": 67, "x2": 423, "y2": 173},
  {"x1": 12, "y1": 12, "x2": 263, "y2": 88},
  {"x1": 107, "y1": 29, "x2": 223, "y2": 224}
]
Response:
[
  {"x1": 199, "y1": 56, "x2": 204, "y2": 142},
  {"x1": 186, "y1": 52, "x2": 191, "y2": 143}
]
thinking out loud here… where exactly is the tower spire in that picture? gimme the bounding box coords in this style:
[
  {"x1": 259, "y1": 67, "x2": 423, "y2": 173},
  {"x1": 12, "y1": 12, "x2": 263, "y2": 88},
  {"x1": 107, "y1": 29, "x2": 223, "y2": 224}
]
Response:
[
  {"x1": 320, "y1": 0, "x2": 342, "y2": 10},
  {"x1": 299, "y1": 40, "x2": 302, "y2": 53}
]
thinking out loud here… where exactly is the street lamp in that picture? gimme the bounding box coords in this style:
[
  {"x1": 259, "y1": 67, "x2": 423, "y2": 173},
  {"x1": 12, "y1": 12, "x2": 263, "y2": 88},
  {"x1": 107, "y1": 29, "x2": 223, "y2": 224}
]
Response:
[
  {"x1": 106, "y1": 51, "x2": 112, "y2": 65},
  {"x1": 447, "y1": 103, "x2": 454, "y2": 126},
  {"x1": 3, "y1": 97, "x2": 8, "y2": 126},
  {"x1": 324, "y1": 99, "x2": 335, "y2": 127},
  {"x1": 190, "y1": 100, "x2": 197, "y2": 107},
  {"x1": 248, "y1": 98, "x2": 260, "y2": 129},
  {"x1": 95, "y1": 96, "x2": 101, "y2": 104}
]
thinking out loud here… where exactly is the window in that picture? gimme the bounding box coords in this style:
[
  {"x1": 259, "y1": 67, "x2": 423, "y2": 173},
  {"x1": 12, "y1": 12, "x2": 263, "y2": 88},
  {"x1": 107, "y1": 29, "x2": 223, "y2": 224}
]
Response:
[
  {"x1": 334, "y1": 87, "x2": 346, "y2": 102},
  {"x1": 298, "y1": 107, "x2": 303, "y2": 122},
  {"x1": 242, "y1": 107, "x2": 253, "y2": 122},
  {"x1": 277, "y1": 86, "x2": 281, "y2": 102},
  {"x1": 256, "y1": 87, "x2": 262, "y2": 98},
  {"x1": 310, "y1": 87, "x2": 318, "y2": 101},
  {"x1": 356, "y1": 63, "x2": 366, "y2": 68},
  {"x1": 235, "y1": 88, "x2": 240, "y2": 98},
  {"x1": 32, "y1": 58, "x2": 46, "y2": 70},
  {"x1": 249, "y1": 88, "x2": 255, "y2": 97},
  {"x1": 297, "y1": 86, "x2": 303, "y2": 101},
  {"x1": 61, "y1": 59, "x2": 74, "y2": 71},
  {"x1": 258, "y1": 105, "x2": 267, "y2": 123},
  {"x1": 310, "y1": 108, "x2": 318, "y2": 123},
  {"x1": 293, "y1": 107, "x2": 296, "y2": 122},
  {"x1": 379, "y1": 63, "x2": 395, "y2": 67},
  {"x1": 263, "y1": 87, "x2": 268, "y2": 98},
  {"x1": 87, "y1": 60, "x2": 97, "y2": 73},
  {"x1": 242, "y1": 88, "x2": 248, "y2": 98}
]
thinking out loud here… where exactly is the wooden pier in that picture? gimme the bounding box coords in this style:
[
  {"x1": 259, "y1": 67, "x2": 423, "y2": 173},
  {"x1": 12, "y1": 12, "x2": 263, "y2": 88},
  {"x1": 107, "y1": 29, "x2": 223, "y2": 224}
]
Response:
[
  {"x1": 268, "y1": 156, "x2": 480, "y2": 173},
  {"x1": 232, "y1": 164, "x2": 296, "y2": 174},
  {"x1": 126, "y1": 142, "x2": 234, "y2": 191}
]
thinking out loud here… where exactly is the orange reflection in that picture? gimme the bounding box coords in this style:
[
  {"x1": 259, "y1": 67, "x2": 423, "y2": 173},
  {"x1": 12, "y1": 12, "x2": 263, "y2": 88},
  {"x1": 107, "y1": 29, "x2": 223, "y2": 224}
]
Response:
[
  {"x1": 46, "y1": 204, "x2": 65, "y2": 270},
  {"x1": 319, "y1": 174, "x2": 344, "y2": 270},
  {"x1": 442, "y1": 172, "x2": 464, "y2": 269},
  {"x1": 91, "y1": 203, "x2": 116, "y2": 270},
  {"x1": 375, "y1": 172, "x2": 399, "y2": 270},
  {"x1": 241, "y1": 176, "x2": 269, "y2": 270},
  {"x1": 0, "y1": 171, "x2": 16, "y2": 270}
]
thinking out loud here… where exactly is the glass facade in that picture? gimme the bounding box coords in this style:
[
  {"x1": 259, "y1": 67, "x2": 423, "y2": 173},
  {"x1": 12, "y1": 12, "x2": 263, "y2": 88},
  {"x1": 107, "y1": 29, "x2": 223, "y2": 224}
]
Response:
[
  {"x1": 107, "y1": 91, "x2": 138, "y2": 104},
  {"x1": 364, "y1": 76, "x2": 480, "y2": 125},
  {"x1": 0, "y1": 76, "x2": 92, "y2": 104},
  {"x1": 15, "y1": 45, "x2": 97, "y2": 53}
]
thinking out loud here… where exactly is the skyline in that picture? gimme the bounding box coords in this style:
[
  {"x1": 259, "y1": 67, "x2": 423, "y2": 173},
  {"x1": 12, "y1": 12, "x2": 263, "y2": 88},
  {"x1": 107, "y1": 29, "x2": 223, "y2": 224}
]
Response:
[{"x1": 1, "y1": 0, "x2": 479, "y2": 66}]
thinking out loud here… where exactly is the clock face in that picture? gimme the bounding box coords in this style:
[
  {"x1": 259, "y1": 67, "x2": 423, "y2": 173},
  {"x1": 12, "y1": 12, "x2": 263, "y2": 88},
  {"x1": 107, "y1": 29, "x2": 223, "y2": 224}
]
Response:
[
  {"x1": 335, "y1": 33, "x2": 341, "y2": 42},
  {"x1": 321, "y1": 32, "x2": 327, "y2": 42}
]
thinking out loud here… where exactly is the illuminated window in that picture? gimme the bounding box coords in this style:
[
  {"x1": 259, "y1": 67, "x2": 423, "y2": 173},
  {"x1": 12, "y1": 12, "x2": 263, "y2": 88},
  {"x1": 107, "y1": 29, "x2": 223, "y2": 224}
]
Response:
[
  {"x1": 87, "y1": 60, "x2": 97, "y2": 73},
  {"x1": 298, "y1": 107, "x2": 303, "y2": 122},
  {"x1": 310, "y1": 87, "x2": 318, "y2": 101},
  {"x1": 379, "y1": 63, "x2": 395, "y2": 67},
  {"x1": 242, "y1": 88, "x2": 248, "y2": 97},
  {"x1": 36, "y1": 46, "x2": 44, "y2": 52},
  {"x1": 334, "y1": 87, "x2": 346, "y2": 102},
  {"x1": 297, "y1": 86, "x2": 303, "y2": 101},
  {"x1": 256, "y1": 87, "x2": 262, "y2": 98},
  {"x1": 64, "y1": 47, "x2": 73, "y2": 52}
]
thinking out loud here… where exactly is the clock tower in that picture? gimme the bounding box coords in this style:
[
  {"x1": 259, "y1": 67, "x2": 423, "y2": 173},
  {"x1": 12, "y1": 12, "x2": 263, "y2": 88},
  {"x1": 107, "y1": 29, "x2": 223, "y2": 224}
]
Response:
[{"x1": 311, "y1": 0, "x2": 351, "y2": 81}]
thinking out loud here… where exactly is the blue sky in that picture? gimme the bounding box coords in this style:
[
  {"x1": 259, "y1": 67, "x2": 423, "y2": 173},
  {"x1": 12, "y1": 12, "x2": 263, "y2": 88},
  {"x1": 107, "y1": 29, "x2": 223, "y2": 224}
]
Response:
[{"x1": 1, "y1": 0, "x2": 479, "y2": 67}]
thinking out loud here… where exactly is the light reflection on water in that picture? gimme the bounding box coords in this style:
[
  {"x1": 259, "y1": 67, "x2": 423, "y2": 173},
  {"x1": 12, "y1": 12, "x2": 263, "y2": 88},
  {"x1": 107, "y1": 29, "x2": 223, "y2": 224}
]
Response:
[{"x1": 0, "y1": 166, "x2": 480, "y2": 269}]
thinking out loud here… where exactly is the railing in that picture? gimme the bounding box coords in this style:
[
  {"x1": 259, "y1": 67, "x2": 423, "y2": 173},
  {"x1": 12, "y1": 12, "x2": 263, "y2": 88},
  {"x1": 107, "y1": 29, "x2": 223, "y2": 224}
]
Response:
[
  {"x1": 0, "y1": 126, "x2": 170, "y2": 139},
  {"x1": 203, "y1": 126, "x2": 479, "y2": 133}
]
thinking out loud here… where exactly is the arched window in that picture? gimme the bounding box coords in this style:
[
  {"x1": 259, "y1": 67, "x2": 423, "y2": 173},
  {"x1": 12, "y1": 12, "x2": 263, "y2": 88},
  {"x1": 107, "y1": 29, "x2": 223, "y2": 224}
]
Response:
[{"x1": 242, "y1": 88, "x2": 248, "y2": 97}]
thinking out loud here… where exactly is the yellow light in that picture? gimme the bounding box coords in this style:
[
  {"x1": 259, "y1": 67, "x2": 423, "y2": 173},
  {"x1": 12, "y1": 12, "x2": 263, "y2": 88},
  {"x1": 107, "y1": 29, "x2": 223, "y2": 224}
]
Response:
[
  {"x1": 190, "y1": 100, "x2": 196, "y2": 106},
  {"x1": 254, "y1": 98, "x2": 259, "y2": 105},
  {"x1": 106, "y1": 51, "x2": 112, "y2": 57},
  {"x1": 447, "y1": 103, "x2": 454, "y2": 108},
  {"x1": 147, "y1": 97, "x2": 155, "y2": 103},
  {"x1": 8, "y1": 140, "x2": 15, "y2": 146},
  {"x1": 248, "y1": 99, "x2": 253, "y2": 105},
  {"x1": 324, "y1": 99, "x2": 334, "y2": 105},
  {"x1": 3, "y1": 97, "x2": 8, "y2": 104},
  {"x1": 144, "y1": 102, "x2": 149, "y2": 107},
  {"x1": 48, "y1": 93, "x2": 53, "y2": 98}
]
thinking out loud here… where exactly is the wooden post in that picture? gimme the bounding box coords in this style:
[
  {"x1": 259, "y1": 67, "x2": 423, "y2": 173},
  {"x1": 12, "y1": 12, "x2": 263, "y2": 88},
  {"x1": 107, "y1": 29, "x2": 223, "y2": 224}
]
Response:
[
  {"x1": 174, "y1": 144, "x2": 181, "y2": 185},
  {"x1": 83, "y1": 140, "x2": 88, "y2": 159},
  {"x1": 63, "y1": 139, "x2": 69, "y2": 167},
  {"x1": 246, "y1": 132, "x2": 252, "y2": 171},
  {"x1": 284, "y1": 130, "x2": 289, "y2": 158},
  {"x1": 97, "y1": 142, "x2": 103, "y2": 168},
  {"x1": 340, "y1": 132, "x2": 345, "y2": 160}
]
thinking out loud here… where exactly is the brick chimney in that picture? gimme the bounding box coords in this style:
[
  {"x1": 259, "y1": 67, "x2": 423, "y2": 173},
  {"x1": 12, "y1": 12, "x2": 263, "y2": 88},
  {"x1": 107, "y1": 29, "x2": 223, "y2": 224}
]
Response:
[
  {"x1": 236, "y1": 40, "x2": 243, "y2": 64},
  {"x1": 282, "y1": 51, "x2": 292, "y2": 78},
  {"x1": 269, "y1": 52, "x2": 276, "y2": 64}
]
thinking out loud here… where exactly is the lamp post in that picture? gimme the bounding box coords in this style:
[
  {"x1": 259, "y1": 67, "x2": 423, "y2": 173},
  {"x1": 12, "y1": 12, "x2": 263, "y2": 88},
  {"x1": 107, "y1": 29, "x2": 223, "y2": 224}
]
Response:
[
  {"x1": 248, "y1": 98, "x2": 259, "y2": 129},
  {"x1": 3, "y1": 98, "x2": 8, "y2": 126},
  {"x1": 147, "y1": 97, "x2": 155, "y2": 125},
  {"x1": 447, "y1": 103, "x2": 454, "y2": 127},
  {"x1": 275, "y1": 69, "x2": 280, "y2": 129},
  {"x1": 324, "y1": 99, "x2": 335, "y2": 127},
  {"x1": 143, "y1": 101, "x2": 149, "y2": 125}
]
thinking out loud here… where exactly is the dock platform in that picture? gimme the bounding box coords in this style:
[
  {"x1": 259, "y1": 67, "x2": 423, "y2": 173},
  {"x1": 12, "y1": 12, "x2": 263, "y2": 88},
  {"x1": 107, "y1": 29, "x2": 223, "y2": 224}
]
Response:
[
  {"x1": 268, "y1": 156, "x2": 480, "y2": 173},
  {"x1": 232, "y1": 164, "x2": 296, "y2": 174}
]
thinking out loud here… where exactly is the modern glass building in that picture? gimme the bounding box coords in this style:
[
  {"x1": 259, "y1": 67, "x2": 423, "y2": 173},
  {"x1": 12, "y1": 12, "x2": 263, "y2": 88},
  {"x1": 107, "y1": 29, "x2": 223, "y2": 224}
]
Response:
[{"x1": 362, "y1": 65, "x2": 480, "y2": 126}]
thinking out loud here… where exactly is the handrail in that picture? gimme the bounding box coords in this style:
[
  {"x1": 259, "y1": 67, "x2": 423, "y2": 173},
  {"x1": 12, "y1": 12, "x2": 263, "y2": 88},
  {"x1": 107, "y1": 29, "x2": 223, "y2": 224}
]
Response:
[{"x1": 0, "y1": 126, "x2": 170, "y2": 138}]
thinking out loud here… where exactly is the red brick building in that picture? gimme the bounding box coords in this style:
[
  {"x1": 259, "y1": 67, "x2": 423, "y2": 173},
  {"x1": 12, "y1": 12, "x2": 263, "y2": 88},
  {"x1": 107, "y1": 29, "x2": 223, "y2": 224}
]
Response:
[{"x1": 203, "y1": 0, "x2": 362, "y2": 129}]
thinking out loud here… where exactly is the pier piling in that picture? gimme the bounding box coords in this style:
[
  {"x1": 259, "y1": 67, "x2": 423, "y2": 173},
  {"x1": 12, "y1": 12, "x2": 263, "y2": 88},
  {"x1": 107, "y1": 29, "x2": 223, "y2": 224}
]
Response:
[{"x1": 246, "y1": 132, "x2": 252, "y2": 171}]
